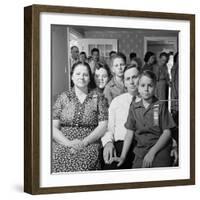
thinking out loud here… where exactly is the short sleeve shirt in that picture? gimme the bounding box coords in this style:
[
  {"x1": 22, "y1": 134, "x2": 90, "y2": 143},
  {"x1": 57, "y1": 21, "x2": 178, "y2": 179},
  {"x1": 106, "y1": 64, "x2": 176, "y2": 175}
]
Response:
[
  {"x1": 125, "y1": 97, "x2": 176, "y2": 158},
  {"x1": 103, "y1": 77, "x2": 126, "y2": 105}
]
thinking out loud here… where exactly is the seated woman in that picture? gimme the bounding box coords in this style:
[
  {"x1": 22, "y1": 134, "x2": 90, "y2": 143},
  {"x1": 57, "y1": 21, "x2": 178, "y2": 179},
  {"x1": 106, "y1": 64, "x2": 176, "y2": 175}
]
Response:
[
  {"x1": 94, "y1": 62, "x2": 112, "y2": 93},
  {"x1": 52, "y1": 61, "x2": 108, "y2": 172}
]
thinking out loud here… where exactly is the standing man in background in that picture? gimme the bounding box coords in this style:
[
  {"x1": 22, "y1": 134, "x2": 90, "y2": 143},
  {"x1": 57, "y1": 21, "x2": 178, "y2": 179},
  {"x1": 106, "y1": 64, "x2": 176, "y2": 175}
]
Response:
[
  {"x1": 70, "y1": 46, "x2": 80, "y2": 69},
  {"x1": 89, "y1": 48, "x2": 100, "y2": 74}
]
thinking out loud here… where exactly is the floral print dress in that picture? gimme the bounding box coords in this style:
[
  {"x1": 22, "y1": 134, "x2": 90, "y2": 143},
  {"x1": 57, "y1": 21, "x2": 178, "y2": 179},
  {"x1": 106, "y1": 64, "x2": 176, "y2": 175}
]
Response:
[{"x1": 52, "y1": 89, "x2": 108, "y2": 173}]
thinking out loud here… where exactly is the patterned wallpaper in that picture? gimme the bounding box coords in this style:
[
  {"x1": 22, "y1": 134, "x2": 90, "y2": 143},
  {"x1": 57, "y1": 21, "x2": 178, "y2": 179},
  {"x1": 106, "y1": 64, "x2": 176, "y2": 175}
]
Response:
[{"x1": 85, "y1": 29, "x2": 178, "y2": 64}]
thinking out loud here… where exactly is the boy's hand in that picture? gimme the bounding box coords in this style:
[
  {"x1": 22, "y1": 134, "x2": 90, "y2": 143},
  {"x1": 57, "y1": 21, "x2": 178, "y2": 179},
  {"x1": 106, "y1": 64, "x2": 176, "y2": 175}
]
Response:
[{"x1": 142, "y1": 150, "x2": 155, "y2": 168}]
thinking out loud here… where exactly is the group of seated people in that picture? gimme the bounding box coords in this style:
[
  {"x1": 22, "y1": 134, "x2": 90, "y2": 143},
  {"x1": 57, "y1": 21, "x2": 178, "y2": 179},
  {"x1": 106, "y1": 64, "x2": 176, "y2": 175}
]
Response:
[{"x1": 52, "y1": 47, "x2": 179, "y2": 173}]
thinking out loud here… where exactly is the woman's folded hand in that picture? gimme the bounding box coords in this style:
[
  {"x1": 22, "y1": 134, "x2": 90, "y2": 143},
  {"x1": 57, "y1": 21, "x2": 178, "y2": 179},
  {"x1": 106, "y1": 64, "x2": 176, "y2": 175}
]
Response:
[{"x1": 68, "y1": 139, "x2": 85, "y2": 152}]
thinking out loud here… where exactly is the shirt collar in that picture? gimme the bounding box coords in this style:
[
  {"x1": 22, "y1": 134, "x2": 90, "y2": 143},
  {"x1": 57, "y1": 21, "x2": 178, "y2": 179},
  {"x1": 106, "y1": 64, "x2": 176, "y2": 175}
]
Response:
[
  {"x1": 110, "y1": 77, "x2": 126, "y2": 91},
  {"x1": 134, "y1": 96, "x2": 159, "y2": 109}
]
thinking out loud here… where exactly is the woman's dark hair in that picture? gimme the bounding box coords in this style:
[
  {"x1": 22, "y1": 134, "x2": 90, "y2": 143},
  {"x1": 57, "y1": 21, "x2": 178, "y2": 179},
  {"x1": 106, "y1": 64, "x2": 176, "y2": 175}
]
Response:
[
  {"x1": 95, "y1": 62, "x2": 112, "y2": 79},
  {"x1": 117, "y1": 52, "x2": 127, "y2": 63},
  {"x1": 138, "y1": 70, "x2": 157, "y2": 85},
  {"x1": 144, "y1": 51, "x2": 155, "y2": 63},
  {"x1": 70, "y1": 61, "x2": 95, "y2": 89}
]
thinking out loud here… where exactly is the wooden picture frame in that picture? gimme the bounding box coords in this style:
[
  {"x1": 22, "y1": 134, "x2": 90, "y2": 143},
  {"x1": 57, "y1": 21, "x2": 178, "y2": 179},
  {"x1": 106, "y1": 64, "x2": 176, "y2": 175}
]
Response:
[{"x1": 24, "y1": 4, "x2": 195, "y2": 194}]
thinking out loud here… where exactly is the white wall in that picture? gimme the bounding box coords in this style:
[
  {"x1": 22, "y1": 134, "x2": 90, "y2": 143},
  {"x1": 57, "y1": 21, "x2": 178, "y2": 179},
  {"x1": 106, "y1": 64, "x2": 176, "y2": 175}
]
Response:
[{"x1": 0, "y1": 0, "x2": 199, "y2": 199}]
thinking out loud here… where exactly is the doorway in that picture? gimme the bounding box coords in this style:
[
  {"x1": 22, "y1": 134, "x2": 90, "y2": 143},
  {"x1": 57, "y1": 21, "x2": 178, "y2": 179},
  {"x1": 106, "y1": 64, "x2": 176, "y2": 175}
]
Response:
[{"x1": 144, "y1": 36, "x2": 178, "y2": 111}]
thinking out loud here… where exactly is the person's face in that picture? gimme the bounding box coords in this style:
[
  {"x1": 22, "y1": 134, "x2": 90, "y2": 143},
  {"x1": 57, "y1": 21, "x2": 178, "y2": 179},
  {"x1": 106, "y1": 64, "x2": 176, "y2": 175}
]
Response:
[
  {"x1": 159, "y1": 55, "x2": 168, "y2": 66},
  {"x1": 148, "y1": 55, "x2": 156, "y2": 65},
  {"x1": 124, "y1": 68, "x2": 139, "y2": 94},
  {"x1": 80, "y1": 54, "x2": 86, "y2": 63},
  {"x1": 94, "y1": 68, "x2": 109, "y2": 89},
  {"x1": 71, "y1": 47, "x2": 79, "y2": 60},
  {"x1": 72, "y1": 64, "x2": 90, "y2": 89},
  {"x1": 138, "y1": 75, "x2": 155, "y2": 100},
  {"x1": 112, "y1": 57, "x2": 125, "y2": 78},
  {"x1": 92, "y1": 51, "x2": 99, "y2": 62}
]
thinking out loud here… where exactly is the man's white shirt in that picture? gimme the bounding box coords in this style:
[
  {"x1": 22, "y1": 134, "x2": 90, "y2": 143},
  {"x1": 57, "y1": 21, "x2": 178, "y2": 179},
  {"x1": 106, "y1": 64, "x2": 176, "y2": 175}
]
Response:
[{"x1": 101, "y1": 93, "x2": 136, "y2": 146}]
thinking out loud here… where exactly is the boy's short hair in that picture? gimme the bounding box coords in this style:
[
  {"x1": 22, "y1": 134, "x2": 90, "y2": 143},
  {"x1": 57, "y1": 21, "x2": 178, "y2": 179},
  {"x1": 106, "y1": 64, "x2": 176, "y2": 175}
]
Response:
[
  {"x1": 124, "y1": 63, "x2": 141, "y2": 74},
  {"x1": 138, "y1": 70, "x2": 157, "y2": 85},
  {"x1": 110, "y1": 52, "x2": 126, "y2": 67},
  {"x1": 117, "y1": 52, "x2": 127, "y2": 63}
]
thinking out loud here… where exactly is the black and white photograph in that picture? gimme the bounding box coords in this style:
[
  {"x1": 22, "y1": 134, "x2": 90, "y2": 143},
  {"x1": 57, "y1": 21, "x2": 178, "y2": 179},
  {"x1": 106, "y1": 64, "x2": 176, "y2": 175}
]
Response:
[
  {"x1": 24, "y1": 5, "x2": 195, "y2": 194},
  {"x1": 51, "y1": 25, "x2": 179, "y2": 173}
]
